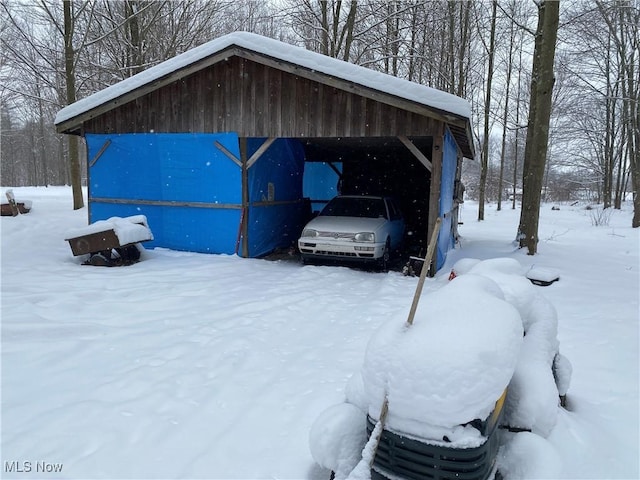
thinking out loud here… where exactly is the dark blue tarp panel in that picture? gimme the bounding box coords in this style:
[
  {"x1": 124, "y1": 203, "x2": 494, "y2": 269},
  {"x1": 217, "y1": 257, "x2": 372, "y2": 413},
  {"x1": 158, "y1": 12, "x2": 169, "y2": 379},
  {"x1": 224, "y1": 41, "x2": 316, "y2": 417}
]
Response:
[
  {"x1": 86, "y1": 133, "x2": 242, "y2": 254},
  {"x1": 303, "y1": 162, "x2": 342, "y2": 213},
  {"x1": 437, "y1": 129, "x2": 458, "y2": 268},
  {"x1": 247, "y1": 138, "x2": 306, "y2": 257}
]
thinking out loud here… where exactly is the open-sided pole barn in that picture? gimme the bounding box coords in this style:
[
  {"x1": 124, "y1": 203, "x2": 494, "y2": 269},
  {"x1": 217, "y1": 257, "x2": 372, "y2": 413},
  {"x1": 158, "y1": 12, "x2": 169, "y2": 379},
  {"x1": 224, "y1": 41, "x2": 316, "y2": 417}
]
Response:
[{"x1": 55, "y1": 32, "x2": 475, "y2": 273}]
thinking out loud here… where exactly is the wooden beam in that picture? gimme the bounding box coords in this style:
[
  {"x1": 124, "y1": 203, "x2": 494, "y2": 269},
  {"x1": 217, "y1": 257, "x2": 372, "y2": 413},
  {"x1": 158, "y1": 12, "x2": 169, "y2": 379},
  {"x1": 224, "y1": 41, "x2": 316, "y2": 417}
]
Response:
[
  {"x1": 251, "y1": 198, "x2": 305, "y2": 207},
  {"x1": 247, "y1": 137, "x2": 276, "y2": 168},
  {"x1": 88, "y1": 139, "x2": 112, "y2": 167},
  {"x1": 427, "y1": 126, "x2": 444, "y2": 277},
  {"x1": 327, "y1": 162, "x2": 342, "y2": 178},
  {"x1": 214, "y1": 140, "x2": 242, "y2": 168},
  {"x1": 239, "y1": 137, "x2": 249, "y2": 258},
  {"x1": 90, "y1": 197, "x2": 242, "y2": 209},
  {"x1": 398, "y1": 135, "x2": 432, "y2": 172}
]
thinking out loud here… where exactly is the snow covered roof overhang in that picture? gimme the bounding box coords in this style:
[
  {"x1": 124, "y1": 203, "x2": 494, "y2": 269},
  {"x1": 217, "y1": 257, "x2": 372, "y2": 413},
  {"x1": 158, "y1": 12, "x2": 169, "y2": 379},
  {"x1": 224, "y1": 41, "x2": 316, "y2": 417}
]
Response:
[{"x1": 55, "y1": 31, "x2": 475, "y2": 159}]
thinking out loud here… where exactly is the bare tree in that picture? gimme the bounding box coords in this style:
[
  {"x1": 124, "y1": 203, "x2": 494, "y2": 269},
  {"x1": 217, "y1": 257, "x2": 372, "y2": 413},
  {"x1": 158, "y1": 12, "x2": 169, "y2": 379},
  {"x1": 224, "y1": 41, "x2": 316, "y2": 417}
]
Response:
[
  {"x1": 1, "y1": 0, "x2": 278, "y2": 191},
  {"x1": 1, "y1": 0, "x2": 100, "y2": 205},
  {"x1": 3, "y1": 0, "x2": 633, "y2": 222},
  {"x1": 90, "y1": 1, "x2": 230, "y2": 83},
  {"x1": 547, "y1": 0, "x2": 638, "y2": 218},
  {"x1": 477, "y1": 0, "x2": 497, "y2": 221},
  {"x1": 284, "y1": 0, "x2": 359, "y2": 61},
  {"x1": 594, "y1": 0, "x2": 640, "y2": 226},
  {"x1": 496, "y1": 1, "x2": 520, "y2": 211},
  {"x1": 517, "y1": 0, "x2": 560, "y2": 254},
  {"x1": 220, "y1": 0, "x2": 281, "y2": 38},
  {"x1": 62, "y1": 0, "x2": 85, "y2": 209}
]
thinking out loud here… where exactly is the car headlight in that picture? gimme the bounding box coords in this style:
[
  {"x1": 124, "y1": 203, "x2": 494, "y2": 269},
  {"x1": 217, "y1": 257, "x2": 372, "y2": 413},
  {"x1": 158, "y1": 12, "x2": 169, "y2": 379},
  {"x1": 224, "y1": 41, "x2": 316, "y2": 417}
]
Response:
[
  {"x1": 301, "y1": 228, "x2": 319, "y2": 238},
  {"x1": 354, "y1": 232, "x2": 375, "y2": 242}
]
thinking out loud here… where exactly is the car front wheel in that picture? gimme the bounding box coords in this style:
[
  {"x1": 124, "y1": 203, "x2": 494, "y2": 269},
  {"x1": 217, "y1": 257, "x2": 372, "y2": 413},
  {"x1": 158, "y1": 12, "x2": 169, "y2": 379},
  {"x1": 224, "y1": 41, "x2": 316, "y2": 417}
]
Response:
[{"x1": 378, "y1": 238, "x2": 391, "y2": 272}]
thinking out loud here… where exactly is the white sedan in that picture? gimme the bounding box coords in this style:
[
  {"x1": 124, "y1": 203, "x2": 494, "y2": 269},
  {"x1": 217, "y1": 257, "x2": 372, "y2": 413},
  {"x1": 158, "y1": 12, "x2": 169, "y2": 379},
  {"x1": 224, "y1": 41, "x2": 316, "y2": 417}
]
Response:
[{"x1": 298, "y1": 195, "x2": 405, "y2": 270}]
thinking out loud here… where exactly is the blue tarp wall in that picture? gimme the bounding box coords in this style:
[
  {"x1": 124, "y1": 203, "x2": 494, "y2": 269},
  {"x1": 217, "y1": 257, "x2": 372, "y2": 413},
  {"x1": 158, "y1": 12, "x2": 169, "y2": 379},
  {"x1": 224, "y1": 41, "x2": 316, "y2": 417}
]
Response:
[
  {"x1": 86, "y1": 131, "x2": 457, "y2": 269},
  {"x1": 436, "y1": 128, "x2": 459, "y2": 269},
  {"x1": 302, "y1": 162, "x2": 342, "y2": 213},
  {"x1": 247, "y1": 138, "x2": 307, "y2": 257},
  {"x1": 86, "y1": 133, "x2": 306, "y2": 257}
]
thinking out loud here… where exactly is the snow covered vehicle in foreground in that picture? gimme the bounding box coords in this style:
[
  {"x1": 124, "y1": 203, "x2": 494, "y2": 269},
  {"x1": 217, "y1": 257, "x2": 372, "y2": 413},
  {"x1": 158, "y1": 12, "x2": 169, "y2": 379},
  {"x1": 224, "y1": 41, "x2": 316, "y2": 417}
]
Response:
[{"x1": 309, "y1": 258, "x2": 572, "y2": 480}]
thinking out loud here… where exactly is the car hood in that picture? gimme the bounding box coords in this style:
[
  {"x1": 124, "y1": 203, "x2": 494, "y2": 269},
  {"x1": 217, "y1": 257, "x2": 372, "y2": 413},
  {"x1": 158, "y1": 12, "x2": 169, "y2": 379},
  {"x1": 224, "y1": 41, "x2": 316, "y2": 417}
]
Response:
[{"x1": 305, "y1": 216, "x2": 387, "y2": 234}]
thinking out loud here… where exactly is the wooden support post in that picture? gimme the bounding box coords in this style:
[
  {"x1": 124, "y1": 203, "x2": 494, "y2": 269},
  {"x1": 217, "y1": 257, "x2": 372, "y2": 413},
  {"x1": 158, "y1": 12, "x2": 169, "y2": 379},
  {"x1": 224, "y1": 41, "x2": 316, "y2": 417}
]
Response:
[
  {"x1": 453, "y1": 143, "x2": 464, "y2": 241},
  {"x1": 426, "y1": 126, "x2": 444, "y2": 277},
  {"x1": 239, "y1": 137, "x2": 249, "y2": 258},
  {"x1": 5, "y1": 190, "x2": 19, "y2": 216}
]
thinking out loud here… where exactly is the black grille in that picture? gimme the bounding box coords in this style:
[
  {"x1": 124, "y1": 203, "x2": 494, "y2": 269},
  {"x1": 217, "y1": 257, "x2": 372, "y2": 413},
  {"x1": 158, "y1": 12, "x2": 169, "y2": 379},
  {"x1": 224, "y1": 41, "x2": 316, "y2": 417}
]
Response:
[
  {"x1": 315, "y1": 250, "x2": 357, "y2": 257},
  {"x1": 367, "y1": 418, "x2": 500, "y2": 480}
]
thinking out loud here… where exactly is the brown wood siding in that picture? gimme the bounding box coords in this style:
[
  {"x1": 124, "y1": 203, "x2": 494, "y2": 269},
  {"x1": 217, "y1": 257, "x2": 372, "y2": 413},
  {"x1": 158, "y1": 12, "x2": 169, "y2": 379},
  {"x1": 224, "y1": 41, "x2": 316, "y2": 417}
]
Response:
[{"x1": 81, "y1": 57, "x2": 441, "y2": 138}]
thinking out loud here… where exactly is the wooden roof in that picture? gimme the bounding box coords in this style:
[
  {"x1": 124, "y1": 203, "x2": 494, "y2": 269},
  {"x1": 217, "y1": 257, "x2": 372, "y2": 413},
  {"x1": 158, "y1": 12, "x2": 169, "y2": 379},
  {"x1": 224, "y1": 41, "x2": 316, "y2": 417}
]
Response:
[{"x1": 55, "y1": 32, "x2": 475, "y2": 159}]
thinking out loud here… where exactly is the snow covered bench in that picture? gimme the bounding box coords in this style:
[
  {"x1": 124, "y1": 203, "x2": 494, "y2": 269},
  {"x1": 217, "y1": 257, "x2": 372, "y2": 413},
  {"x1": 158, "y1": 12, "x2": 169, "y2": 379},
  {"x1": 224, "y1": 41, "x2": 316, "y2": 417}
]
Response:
[
  {"x1": 1, "y1": 190, "x2": 32, "y2": 216},
  {"x1": 65, "y1": 215, "x2": 153, "y2": 266}
]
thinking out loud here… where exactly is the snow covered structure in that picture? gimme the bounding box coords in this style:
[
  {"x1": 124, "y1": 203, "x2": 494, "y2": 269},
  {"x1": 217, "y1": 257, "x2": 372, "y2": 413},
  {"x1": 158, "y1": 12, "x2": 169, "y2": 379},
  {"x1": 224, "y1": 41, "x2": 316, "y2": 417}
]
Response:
[
  {"x1": 310, "y1": 258, "x2": 572, "y2": 479},
  {"x1": 55, "y1": 32, "x2": 475, "y2": 269}
]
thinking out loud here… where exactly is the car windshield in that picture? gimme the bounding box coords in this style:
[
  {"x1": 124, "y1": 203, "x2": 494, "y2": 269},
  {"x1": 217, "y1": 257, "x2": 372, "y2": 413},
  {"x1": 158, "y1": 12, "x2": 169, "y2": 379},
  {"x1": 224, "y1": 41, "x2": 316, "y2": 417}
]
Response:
[{"x1": 320, "y1": 197, "x2": 387, "y2": 219}]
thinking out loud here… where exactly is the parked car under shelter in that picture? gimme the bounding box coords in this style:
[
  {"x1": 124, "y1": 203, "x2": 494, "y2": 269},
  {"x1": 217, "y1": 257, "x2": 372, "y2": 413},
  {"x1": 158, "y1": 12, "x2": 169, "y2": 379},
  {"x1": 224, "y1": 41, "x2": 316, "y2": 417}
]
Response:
[{"x1": 298, "y1": 195, "x2": 405, "y2": 270}]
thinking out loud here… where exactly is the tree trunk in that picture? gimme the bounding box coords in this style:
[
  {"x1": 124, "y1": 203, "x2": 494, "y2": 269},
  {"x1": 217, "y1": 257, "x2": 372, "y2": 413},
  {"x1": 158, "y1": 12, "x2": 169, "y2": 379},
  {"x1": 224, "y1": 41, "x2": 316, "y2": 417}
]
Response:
[
  {"x1": 478, "y1": 0, "x2": 498, "y2": 221},
  {"x1": 125, "y1": 1, "x2": 143, "y2": 76},
  {"x1": 596, "y1": 0, "x2": 639, "y2": 226},
  {"x1": 614, "y1": 137, "x2": 626, "y2": 209},
  {"x1": 320, "y1": 1, "x2": 329, "y2": 56},
  {"x1": 63, "y1": 0, "x2": 84, "y2": 210},
  {"x1": 512, "y1": 31, "x2": 525, "y2": 211},
  {"x1": 498, "y1": 11, "x2": 516, "y2": 212},
  {"x1": 37, "y1": 82, "x2": 49, "y2": 187},
  {"x1": 603, "y1": 29, "x2": 615, "y2": 209},
  {"x1": 633, "y1": 175, "x2": 640, "y2": 228},
  {"x1": 341, "y1": 1, "x2": 357, "y2": 61},
  {"x1": 517, "y1": 0, "x2": 560, "y2": 254},
  {"x1": 456, "y1": 1, "x2": 472, "y2": 99}
]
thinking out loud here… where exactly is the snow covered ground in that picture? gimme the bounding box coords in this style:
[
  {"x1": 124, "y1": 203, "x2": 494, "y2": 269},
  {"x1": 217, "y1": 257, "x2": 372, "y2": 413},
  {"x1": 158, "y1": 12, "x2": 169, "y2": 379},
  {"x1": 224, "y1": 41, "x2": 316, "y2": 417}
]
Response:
[{"x1": 1, "y1": 186, "x2": 638, "y2": 479}]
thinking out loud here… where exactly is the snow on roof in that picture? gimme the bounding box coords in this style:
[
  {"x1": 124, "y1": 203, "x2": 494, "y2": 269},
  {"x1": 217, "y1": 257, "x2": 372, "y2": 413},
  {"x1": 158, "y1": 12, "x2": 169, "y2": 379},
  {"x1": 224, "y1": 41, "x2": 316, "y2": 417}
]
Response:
[{"x1": 55, "y1": 31, "x2": 471, "y2": 126}]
